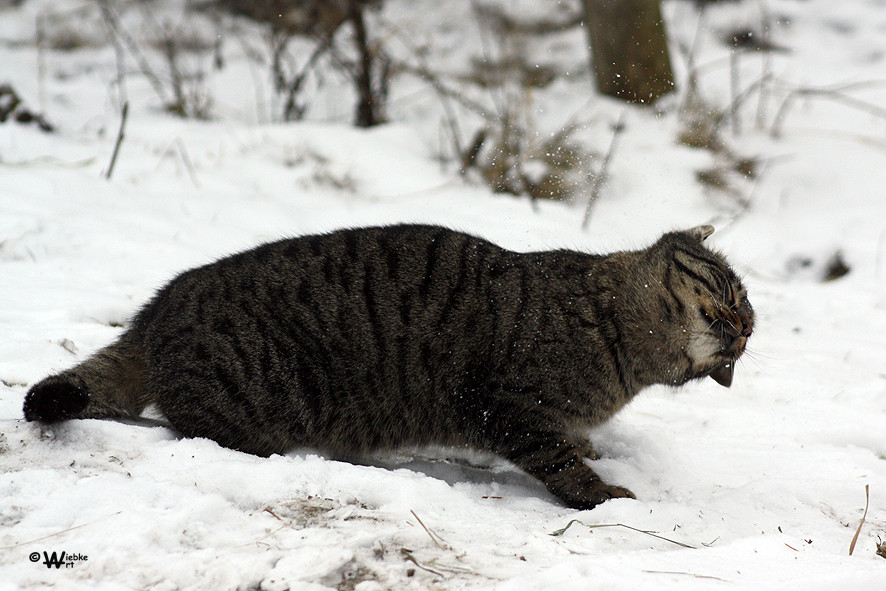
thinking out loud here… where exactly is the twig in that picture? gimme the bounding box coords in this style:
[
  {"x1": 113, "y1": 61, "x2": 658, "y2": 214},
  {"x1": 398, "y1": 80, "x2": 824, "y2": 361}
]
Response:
[
  {"x1": 849, "y1": 484, "x2": 870, "y2": 556},
  {"x1": 678, "y1": 4, "x2": 707, "y2": 112},
  {"x1": 108, "y1": 13, "x2": 128, "y2": 113},
  {"x1": 425, "y1": 559, "x2": 474, "y2": 574},
  {"x1": 400, "y1": 548, "x2": 444, "y2": 577},
  {"x1": 381, "y1": 10, "x2": 496, "y2": 123},
  {"x1": 175, "y1": 138, "x2": 200, "y2": 188},
  {"x1": 230, "y1": 28, "x2": 271, "y2": 123},
  {"x1": 397, "y1": 62, "x2": 496, "y2": 121},
  {"x1": 234, "y1": 508, "x2": 286, "y2": 547},
  {"x1": 0, "y1": 511, "x2": 123, "y2": 550},
  {"x1": 97, "y1": 0, "x2": 171, "y2": 108},
  {"x1": 643, "y1": 570, "x2": 728, "y2": 581},
  {"x1": 271, "y1": 31, "x2": 333, "y2": 122},
  {"x1": 471, "y1": 1, "x2": 582, "y2": 35},
  {"x1": 685, "y1": 4, "x2": 706, "y2": 78},
  {"x1": 410, "y1": 510, "x2": 447, "y2": 549},
  {"x1": 155, "y1": 139, "x2": 200, "y2": 188},
  {"x1": 756, "y1": 52, "x2": 772, "y2": 130},
  {"x1": 1, "y1": 156, "x2": 96, "y2": 168},
  {"x1": 471, "y1": 0, "x2": 506, "y2": 117},
  {"x1": 135, "y1": 2, "x2": 210, "y2": 118},
  {"x1": 730, "y1": 49, "x2": 740, "y2": 135},
  {"x1": 459, "y1": 128, "x2": 486, "y2": 172},
  {"x1": 771, "y1": 85, "x2": 886, "y2": 138},
  {"x1": 711, "y1": 72, "x2": 773, "y2": 139},
  {"x1": 437, "y1": 88, "x2": 468, "y2": 169},
  {"x1": 755, "y1": 4, "x2": 774, "y2": 130},
  {"x1": 237, "y1": 525, "x2": 287, "y2": 547},
  {"x1": 583, "y1": 112, "x2": 626, "y2": 230},
  {"x1": 550, "y1": 520, "x2": 696, "y2": 549},
  {"x1": 105, "y1": 101, "x2": 128, "y2": 180},
  {"x1": 36, "y1": 13, "x2": 47, "y2": 112}
]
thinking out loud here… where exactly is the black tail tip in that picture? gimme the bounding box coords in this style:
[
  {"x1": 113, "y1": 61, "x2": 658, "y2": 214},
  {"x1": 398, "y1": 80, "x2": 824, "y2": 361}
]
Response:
[{"x1": 23, "y1": 378, "x2": 89, "y2": 423}]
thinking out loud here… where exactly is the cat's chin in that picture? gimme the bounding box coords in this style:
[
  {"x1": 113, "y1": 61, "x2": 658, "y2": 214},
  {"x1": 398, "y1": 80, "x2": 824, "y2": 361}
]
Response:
[{"x1": 708, "y1": 361, "x2": 734, "y2": 388}]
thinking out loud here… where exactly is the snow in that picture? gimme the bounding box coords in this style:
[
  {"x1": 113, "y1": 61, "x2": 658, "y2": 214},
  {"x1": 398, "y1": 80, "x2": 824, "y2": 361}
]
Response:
[{"x1": 2, "y1": 0, "x2": 886, "y2": 589}]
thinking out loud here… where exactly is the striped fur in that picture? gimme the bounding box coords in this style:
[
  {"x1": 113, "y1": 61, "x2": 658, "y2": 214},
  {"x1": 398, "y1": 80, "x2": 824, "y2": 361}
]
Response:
[{"x1": 23, "y1": 224, "x2": 753, "y2": 509}]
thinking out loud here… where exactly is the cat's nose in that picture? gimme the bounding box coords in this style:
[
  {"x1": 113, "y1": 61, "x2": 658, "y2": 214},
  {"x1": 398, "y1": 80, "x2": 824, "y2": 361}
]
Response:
[{"x1": 737, "y1": 309, "x2": 752, "y2": 337}]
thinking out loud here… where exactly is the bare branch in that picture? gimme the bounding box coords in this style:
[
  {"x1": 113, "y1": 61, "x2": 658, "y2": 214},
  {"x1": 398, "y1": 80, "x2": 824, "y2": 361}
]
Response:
[
  {"x1": 105, "y1": 101, "x2": 128, "y2": 180},
  {"x1": 583, "y1": 113, "x2": 626, "y2": 230}
]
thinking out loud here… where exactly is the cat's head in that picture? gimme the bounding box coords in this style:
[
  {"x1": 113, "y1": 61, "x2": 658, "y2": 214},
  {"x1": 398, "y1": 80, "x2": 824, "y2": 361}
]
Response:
[{"x1": 651, "y1": 225, "x2": 754, "y2": 388}]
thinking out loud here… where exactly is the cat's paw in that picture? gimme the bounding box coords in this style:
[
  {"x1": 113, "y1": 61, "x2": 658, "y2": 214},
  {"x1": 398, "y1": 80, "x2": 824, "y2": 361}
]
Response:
[
  {"x1": 597, "y1": 483, "x2": 636, "y2": 501},
  {"x1": 560, "y1": 483, "x2": 636, "y2": 510},
  {"x1": 23, "y1": 378, "x2": 88, "y2": 422},
  {"x1": 575, "y1": 439, "x2": 598, "y2": 460}
]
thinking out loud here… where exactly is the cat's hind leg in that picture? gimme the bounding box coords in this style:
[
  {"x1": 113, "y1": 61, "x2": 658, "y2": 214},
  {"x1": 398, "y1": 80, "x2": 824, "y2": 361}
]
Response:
[{"x1": 146, "y1": 334, "x2": 295, "y2": 457}]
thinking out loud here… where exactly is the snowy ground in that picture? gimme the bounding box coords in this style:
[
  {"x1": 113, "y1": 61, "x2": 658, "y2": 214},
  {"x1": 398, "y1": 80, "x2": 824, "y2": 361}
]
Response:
[{"x1": 2, "y1": 0, "x2": 886, "y2": 589}]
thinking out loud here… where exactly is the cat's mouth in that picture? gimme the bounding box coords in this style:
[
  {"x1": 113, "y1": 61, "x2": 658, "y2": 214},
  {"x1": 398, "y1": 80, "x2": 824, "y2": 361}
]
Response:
[
  {"x1": 702, "y1": 308, "x2": 753, "y2": 388},
  {"x1": 708, "y1": 360, "x2": 735, "y2": 387},
  {"x1": 709, "y1": 329, "x2": 751, "y2": 388}
]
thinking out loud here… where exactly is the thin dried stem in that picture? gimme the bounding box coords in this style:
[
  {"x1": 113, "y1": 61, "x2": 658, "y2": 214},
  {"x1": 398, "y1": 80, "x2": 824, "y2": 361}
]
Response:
[
  {"x1": 772, "y1": 84, "x2": 886, "y2": 138},
  {"x1": 98, "y1": 0, "x2": 171, "y2": 108},
  {"x1": 105, "y1": 101, "x2": 128, "y2": 180},
  {"x1": 550, "y1": 519, "x2": 697, "y2": 549},
  {"x1": 848, "y1": 484, "x2": 870, "y2": 556},
  {"x1": 410, "y1": 510, "x2": 447, "y2": 549},
  {"x1": 583, "y1": 112, "x2": 626, "y2": 230},
  {"x1": 0, "y1": 511, "x2": 123, "y2": 550}
]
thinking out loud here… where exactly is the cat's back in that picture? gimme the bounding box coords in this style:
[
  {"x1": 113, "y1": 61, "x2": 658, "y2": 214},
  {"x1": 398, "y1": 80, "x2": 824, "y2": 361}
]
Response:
[{"x1": 131, "y1": 224, "x2": 508, "y2": 362}]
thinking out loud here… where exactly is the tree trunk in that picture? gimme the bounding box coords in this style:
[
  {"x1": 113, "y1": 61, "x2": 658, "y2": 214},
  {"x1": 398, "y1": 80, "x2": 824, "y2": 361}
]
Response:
[
  {"x1": 582, "y1": 0, "x2": 676, "y2": 104},
  {"x1": 347, "y1": 0, "x2": 382, "y2": 127}
]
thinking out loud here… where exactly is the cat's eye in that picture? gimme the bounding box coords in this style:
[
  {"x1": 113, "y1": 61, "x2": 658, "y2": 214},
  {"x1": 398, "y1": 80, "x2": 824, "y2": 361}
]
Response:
[
  {"x1": 699, "y1": 308, "x2": 716, "y2": 326},
  {"x1": 727, "y1": 289, "x2": 748, "y2": 312}
]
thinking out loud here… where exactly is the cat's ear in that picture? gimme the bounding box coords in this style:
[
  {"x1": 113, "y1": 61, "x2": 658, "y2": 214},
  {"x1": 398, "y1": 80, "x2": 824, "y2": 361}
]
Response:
[{"x1": 686, "y1": 225, "x2": 715, "y2": 242}]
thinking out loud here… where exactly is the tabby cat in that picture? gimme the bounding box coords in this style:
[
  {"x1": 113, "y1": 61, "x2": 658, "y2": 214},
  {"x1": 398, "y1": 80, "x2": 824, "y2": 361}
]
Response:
[{"x1": 23, "y1": 224, "x2": 753, "y2": 509}]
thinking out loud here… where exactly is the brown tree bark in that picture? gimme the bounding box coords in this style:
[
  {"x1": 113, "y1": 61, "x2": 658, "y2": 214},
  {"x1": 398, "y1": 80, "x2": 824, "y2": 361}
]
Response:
[
  {"x1": 582, "y1": 0, "x2": 676, "y2": 104},
  {"x1": 347, "y1": 0, "x2": 382, "y2": 127}
]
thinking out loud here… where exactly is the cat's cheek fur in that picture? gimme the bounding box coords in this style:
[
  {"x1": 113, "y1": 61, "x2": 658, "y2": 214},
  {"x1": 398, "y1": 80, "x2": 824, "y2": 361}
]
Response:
[{"x1": 688, "y1": 331, "x2": 720, "y2": 367}]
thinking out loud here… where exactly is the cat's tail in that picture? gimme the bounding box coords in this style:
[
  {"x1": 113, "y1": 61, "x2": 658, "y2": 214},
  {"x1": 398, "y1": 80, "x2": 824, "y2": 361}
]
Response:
[{"x1": 23, "y1": 332, "x2": 152, "y2": 423}]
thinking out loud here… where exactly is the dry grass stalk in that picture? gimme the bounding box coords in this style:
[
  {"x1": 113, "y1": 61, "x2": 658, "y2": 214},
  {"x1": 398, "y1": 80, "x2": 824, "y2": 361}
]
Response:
[
  {"x1": 550, "y1": 520, "x2": 696, "y2": 549},
  {"x1": 771, "y1": 81, "x2": 886, "y2": 138},
  {"x1": 849, "y1": 484, "x2": 870, "y2": 556},
  {"x1": 583, "y1": 113, "x2": 626, "y2": 229},
  {"x1": 0, "y1": 511, "x2": 123, "y2": 550},
  {"x1": 410, "y1": 510, "x2": 447, "y2": 549},
  {"x1": 400, "y1": 548, "x2": 444, "y2": 578},
  {"x1": 105, "y1": 102, "x2": 129, "y2": 180}
]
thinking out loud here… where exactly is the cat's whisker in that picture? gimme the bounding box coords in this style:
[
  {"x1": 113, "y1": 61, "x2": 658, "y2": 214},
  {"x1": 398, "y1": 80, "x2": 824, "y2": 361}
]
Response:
[
  {"x1": 736, "y1": 353, "x2": 765, "y2": 373},
  {"x1": 741, "y1": 347, "x2": 777, "y2": 362},
  {"x1": 722, "y1": 317, "x2": 739, "y2": 335}
]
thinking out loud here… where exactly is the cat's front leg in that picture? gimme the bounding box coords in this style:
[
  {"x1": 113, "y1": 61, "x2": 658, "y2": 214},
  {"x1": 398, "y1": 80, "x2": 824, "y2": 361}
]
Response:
[
  {"x1": 497, "y1": 432, "x2": 635, "y2": 510},
  {"x1": 575, "y1": 437, "x2": 598, "y2": 460}
]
